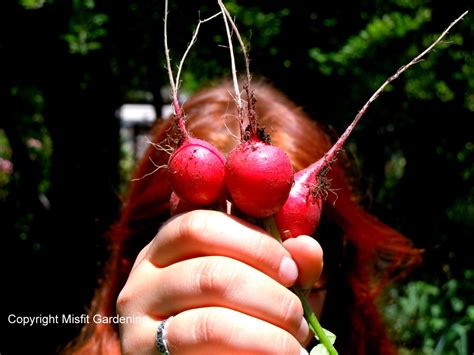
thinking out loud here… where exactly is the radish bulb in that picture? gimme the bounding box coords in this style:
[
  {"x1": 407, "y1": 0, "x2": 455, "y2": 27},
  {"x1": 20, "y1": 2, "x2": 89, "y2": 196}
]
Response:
[
  {"x1": 274, "y1": 160, "x2": 326, "y2": 240},
  {"x1": 168, "y1": 137, "x2": 226, "y2": 206},
  {"x1": 225, "y1": 89, "x2": 294, "y2": 218}
]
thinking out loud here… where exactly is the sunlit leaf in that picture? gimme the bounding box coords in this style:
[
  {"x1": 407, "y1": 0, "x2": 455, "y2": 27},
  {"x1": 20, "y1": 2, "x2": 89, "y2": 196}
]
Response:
[{"x1": 310, "y1": 344, "x2": 330, "y2": 355}]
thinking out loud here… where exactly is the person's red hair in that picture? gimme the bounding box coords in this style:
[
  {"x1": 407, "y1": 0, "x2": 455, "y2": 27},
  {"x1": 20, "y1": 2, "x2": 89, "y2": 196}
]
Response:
[{"x1": 65, "y1": 80, "x2": 420, "y2": 354}]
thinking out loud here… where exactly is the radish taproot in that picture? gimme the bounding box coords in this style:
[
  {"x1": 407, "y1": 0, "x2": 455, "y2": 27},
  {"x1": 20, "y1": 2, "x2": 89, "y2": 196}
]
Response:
[
  {"x1": 274, "y1": 147, "x2": 335, "y2": 240},
  {"x1": 275, "y1": 63, "x2": 375, "y2": 239},
  {"x1": 274, "y1": 10, "x2": 470, "y2": 240}
]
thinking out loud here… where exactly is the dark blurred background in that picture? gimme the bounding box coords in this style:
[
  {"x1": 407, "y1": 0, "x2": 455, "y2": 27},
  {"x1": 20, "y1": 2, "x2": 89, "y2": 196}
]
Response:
[{"x1": 1, "y1": 0, "x2": 472, "y2": 354}]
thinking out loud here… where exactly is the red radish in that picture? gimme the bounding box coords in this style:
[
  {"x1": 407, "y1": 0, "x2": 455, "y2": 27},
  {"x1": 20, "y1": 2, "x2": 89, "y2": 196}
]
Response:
[
  {"x1": 168, "y1": 136, "x2": 226, "y2": 206},
  {"x1": 275, "y1": 98, "x2": 364, "y2": 240},
  {"x1": 225, "y1": 89, "x2": 294, "y2": 218},
  {"x1": 163, "y1": 1, "x2": 225, "y2": 207},
  {"x1": 218, "y1": 4, "x2": 293, "y2": 218},
  {"x1": 274, "y1": 160, "x2": 325, "y2": 239},
  {"x1": 226, "y1": 137, "x2": 294, "y2": 218},
  {"x1": 164, "y1": 84, "x2": 226, "y2": 206},
  {"x1": 164, "y1": 66, "x2": 226, "y2": 207}
]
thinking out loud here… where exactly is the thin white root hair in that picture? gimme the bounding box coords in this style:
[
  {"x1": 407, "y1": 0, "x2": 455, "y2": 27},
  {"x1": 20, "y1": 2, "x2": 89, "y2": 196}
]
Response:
[
  {"x1": 175, "y1": 11, "x2": 221, "y2": 91},
  {"x1": 223, "y1": 113, "x2": 242, "y2": 141},
  {"x1": 130, "y1": 157, "x2": 167, "y2": 181},
  {"x1": 144, "y1": 137, "x2": 175, "y2": 155},
  {"x1": 164, "y1": 0, "x2": 220, "y2": 124}
]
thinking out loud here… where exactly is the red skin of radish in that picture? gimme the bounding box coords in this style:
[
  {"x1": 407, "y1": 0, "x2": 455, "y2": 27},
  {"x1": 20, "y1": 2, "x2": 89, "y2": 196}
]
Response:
[
  {"x1": 276, "y1": 87, "x2": 365, "y2": 238},
  {"x1": 274, "y1": 159, "x2": 325, "y2": 240},
  {"x1": 168, "y1": 137, "x2": 226, "y2": 206},
  {"x1": 225, "y1": 140, "x2": 294, "y2": 218}
]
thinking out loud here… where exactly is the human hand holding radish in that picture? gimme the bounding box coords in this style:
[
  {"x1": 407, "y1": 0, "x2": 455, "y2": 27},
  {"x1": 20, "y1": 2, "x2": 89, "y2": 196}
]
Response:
[
  {"x1": 117, "y1": 210, "x2": 324, "y2": 354},
  {"x1": 119, "y1": 2, "x2": 468, "y2": 354}
]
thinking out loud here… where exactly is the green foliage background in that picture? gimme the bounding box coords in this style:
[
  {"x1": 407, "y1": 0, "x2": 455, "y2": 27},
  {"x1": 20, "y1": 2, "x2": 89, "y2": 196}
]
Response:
[{"x1": 1, "y1": 0, "x2": 472, "y2": 353}]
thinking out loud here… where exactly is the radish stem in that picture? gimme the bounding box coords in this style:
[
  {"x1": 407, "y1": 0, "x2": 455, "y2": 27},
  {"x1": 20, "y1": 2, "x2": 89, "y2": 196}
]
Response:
[
  {"x1": 263, "y1": 217, "x2": 338, "y2": 355},
  {"x1": 219, "y1": 1, "x2": 241, "y2": 110},
  {"x1": 218, "y1": 0, "x2": 252, "y2": 89}
]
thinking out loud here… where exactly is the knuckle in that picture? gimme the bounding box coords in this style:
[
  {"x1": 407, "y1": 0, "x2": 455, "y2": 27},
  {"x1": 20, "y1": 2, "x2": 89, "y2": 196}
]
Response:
[
  {"x1": 178, "y1": 210, "x2": 211, "y2": 242},
  {"x1": 251, "y1": 234, "x2": 272, "y2": 263},
  {"x1": 197, "y1": 258, "x2": 219, "y2": 294},
  {"x1": 197, "y1": 257, "x2": 238, "y2": 296},
  {"x1": 187, "y1": 309, "x2": 302, "y2": 353},
  {"x1": 193, "y1": 309, "x2": 223, "y2": 344},
  {"x1": 277, "y1": 331, "x2": 302, "y2": 354},
  {"x1": 280, "y1": 292, "x2": 304, "y2": 331},
  {"x1": 249, "y1": 234, "x2": 284, "y2": 277},
  {"x1": 116, "y1": 287, "x2": 132, "y2": 315}
]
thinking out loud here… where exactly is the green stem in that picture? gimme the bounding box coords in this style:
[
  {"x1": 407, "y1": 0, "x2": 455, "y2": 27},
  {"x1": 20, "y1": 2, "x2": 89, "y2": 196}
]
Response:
[
  {"x1": 292, "y1": 286, "x2": 338, "y2": 355},
  {"x1": 262, "y1": 217, "x2": 338, "y2": 355}
]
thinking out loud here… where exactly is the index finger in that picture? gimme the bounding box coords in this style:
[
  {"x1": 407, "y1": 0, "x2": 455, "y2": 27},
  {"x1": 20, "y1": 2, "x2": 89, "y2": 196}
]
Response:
[{"x1": 147, "y1": 210, "x2": 299, "y2": 287}]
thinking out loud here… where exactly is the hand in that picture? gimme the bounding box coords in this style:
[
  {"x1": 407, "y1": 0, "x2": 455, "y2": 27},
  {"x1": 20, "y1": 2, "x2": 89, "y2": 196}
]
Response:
[{"x1": 117, "y1": 210, "x2": 323, "y2": 354}]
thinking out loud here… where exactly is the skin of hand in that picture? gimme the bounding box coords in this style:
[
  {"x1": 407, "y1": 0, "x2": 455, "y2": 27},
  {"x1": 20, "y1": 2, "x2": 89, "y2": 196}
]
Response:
[{"x1": 117, "y1": 210, "x2": 323, "y2": 355}]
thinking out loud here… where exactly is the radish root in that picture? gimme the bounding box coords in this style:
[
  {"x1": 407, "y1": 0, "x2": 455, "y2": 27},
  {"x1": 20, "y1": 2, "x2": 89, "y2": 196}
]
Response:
[
  {"x1": 313, "y1": 10, "x2": 469, "y2": 197},
  {"x1": 164, "y1": 0, "x2": 220, "y2": 138}
]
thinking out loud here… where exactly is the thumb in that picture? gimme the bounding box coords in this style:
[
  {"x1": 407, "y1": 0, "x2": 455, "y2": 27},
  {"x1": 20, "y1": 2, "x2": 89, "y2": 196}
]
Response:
[{"x1": 282, "y1": 235, "x2": 323, "y2": 291}]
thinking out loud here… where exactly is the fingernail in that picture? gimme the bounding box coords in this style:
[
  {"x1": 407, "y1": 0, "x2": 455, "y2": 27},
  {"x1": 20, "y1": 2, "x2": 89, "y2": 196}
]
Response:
[
  {"x1": 296, "y1": 316, "x2": 309, "y2": 341},
  {"x1": 300, "y1": 347, "x2": 309, "y2": 355},
  {"x1": 279, "y1": 256, "x2": 298, "y2": 286}
]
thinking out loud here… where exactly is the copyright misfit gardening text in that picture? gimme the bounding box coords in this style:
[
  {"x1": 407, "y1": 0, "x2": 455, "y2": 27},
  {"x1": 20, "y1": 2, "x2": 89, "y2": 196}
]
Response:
[{"x1": 7, "y1": 313, "x2": 143, "y2": 326}]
